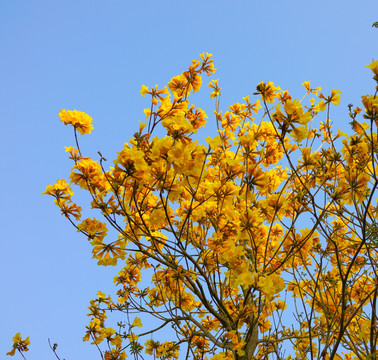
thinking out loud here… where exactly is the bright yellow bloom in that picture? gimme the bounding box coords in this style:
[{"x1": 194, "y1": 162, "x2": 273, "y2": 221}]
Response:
[
  {"x1": 42, "y1": 179, "x2": 73, "y2": 202},
  {"x1": 206, "y1": 135, "x2": 223, "y2": 149},
  {"x1": 148, "y1": 208, "x2": 167, "y2": 227},
  {"x1": 366, "y1": 58, "x2": 378, "y2": 75},
  {"x1": 284, "y1": 99, "x2": 311, "y2": 124},
  {"x1": 104, "y1": 348, "x2": 127, "y2": 360},
  {"x1": 114, "y1": 145, "x2": 149, "y2": 180},
  {"x1": 210, "y1": 354, "x2": 227, "y2": 360},
  {"x1": 362, "y1": 94, "x2": 378, "y2": 113},
  {"x1": 184, "y1": 71, "x2": 202, "y2": 93},
  {"x1": 162, "y1": 115, "x2": 194, "y2": 137},
  {"x1": 70, "y1": 158, "x2": 106, "y2": 190},
  {"x1": 128, "y1": 332, "x2": 139, "y2": 342},
  {"x1": 111, "y1": 334, "x2": 123, "y2": 347},
  {"x1": 83, "y1": 318, "x2": 103, "y2": 343},
  {"x1": 138, "y1": 120, "x2": 147, "y2": 133},
  {"x1": 292, "y1": 125, "x2": 309, "y2": 142},
  {"x1": 315, "y1": 100, "x2": 327, "y2": 111},
  {"x1": 330, "y1": 89, "x2": 342, "y2": 105},
  {"x1": 102, "y1": 327, "x2": 116, "y2": 338},
  {"x1": 256, "y1": 81, "x2": 281, "y2": 103},
  {"x1": 360, "y1": 318, "x2": 371, "y2": 342},
  {"x1": 77, "y1": 218, "x2": 108, "y2": 241},
  {"x1": 132, "y1": 317, "x2": 143, "y2": 327},
  {"x1": 91, "y1": 238, "x2": 126, "y2": 266},
  {"x1": 199, "y1": 52, "x2": 216, "y2": 75},
  {"x1": 302, "y1": 81, "x2": 321, "y2": 95},
  {"x1": 243, "y1": 95, "x2": 261, "y2": 113},
  {"x1": 59, "y1": 201, "x2": 82, "y2": 220},
  {"x1": 140, "y1": 84, "x2": 149, "y2": 97},
  {"x1": 144, "y1": 108, "x2": 151, "y2": 119},
  {"x1": 319, "y1": 89, "x2": 342, "y2": 105},
  {"x1": 65, "y1": 146, "x2": 80, "y2": 161},
  {"x1": 208, "y1": 79, "x2": 221, "y2": 98},
  {"x1": 186, "y1": 105, "x2": 208, "y2": 130},
  {"x1": 59, "y1": 109, "x2": 93, "y2": 135},
  {"x1": 235, "y1": 269, "x2": 258, "y2": 288},
  {"x1": 257, "y1": 273, "x2": 285, "y2": 299},
  {"x1": 141, "y1": 84, "x2": 169, "y2": 104},
  {"x1": 259, "y1": 318, "x2": 271, "y2": 333},
  {"x1": 168, "y1": 74, "x2": 188, "y2": 99},
  {"x1": 7, "y1": 333, "x2": 30, "y2": 356},
  {"x1": 199, "y1": 52, "x2": 212, "y2": 60}
]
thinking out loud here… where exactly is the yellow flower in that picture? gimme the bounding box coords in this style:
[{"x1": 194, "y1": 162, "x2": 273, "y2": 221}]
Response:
[
  {"x1": 104, "y1": 348, "x2": 127, "y2": 360},
  {"x1": 206, "y1": 135, "x2": 223, "y2": 149},
  {"x1": 210, "y1": 354, "x2": 227, "y2": 360},
  {"x1": 77, "y1": 218, "x2": 108, "y2": 241},
  {"x1": 256, "y1": 81, "x2": 281, "y2": 103},
  {"x1": 42, "y1": 179, "x2": 73, "y2": 202},
  {"x1": 138, "y1": 120, "x2": 147, "y2": 133},
  {"x1": 315, "y1": 100, "x2": 327, "y2": 112},
  {"x1": 144, "y1": 108, "x2": 151, "y2": 119},
  {"x1": 360, "y1": 318, "x2": 371, "y2": 342},
  {"x1": 111, "y1": 334, "x2": 123, "y2": 347},
  {"x1": 232, "y1": 337, "x2": 246, "y2": 356},
  {"x1": 186, "y1": 71, "x2": 203, "y2": 93},
  {"x1": 330, "y1": 89, "x2": 342, "y2": 105},
  {"x1": 148, "y1": 208, "x2": 167, "y2": 227},
  {"x1": 208, "y1": 79, "x2": 221, "y2": 98},
  {"x1": 145, "y1": 339, "x2": 159, "y2": 355},
  {"x1": 243, "y1": 95, "x2": 261, "y2": 114},
  {"x1": 59, "y1": 109, "x2": 93, "y2": 135},
  {"x1": 83, "y1": 318, "x2": 103, "y2": 344},
  {"x1": 366, "y1": 59, "x2": 378, "y2": 75},
  {"x1": 257, "y1": 273, "x2": 285, "y2": 299},
  {"x1": 102, "y1": 327, "x2": 116, "y2": 338},
  {"x1": 91, "y1": 238, "x2": 126, "y2": 266},
  {"x1": 362, "y1": 94, "x2": 378, "y2": 113},
  {"x1": 319, "y1": 89, "x2": 342, "y2": 106},
  {"x1": 128, "y1": 332, "x2": 139, "y2": 342},
  {"x1": 114, "y1": 146, "x2": 149, "y2": 180},
  {"x1": 162, "y1": 115, "x2": 194, "y2": 137},
  {"x1": 70, "y1": 158, "x2": 106, "y2": 191},
  {"x1": 65, "y1": 146, "x2": 80, "y2": 161},
  {"x1": 168, "y1": 74, "x2": 188, "y2": 99},
  {"x1": 259, "y1": 318, "x2": 271, "y2": 333},
  {"x1": 186, "y1": 105, "x2": 208, "y2": 130},
  {"x1": 132, "y1": 317, "x2": 143, "y2": 327},
  {"x1": 283, "y1": 99, "x2": 311, "y2": 124},
  {"x1": 141, "y1": 84, "x2": 169, "y2": 104},
  {"x1": 6, "y1": 333, "x2": 30, "y2": 356},
  {"x1": 302, "y1": 81, "x2": 321, "y2": 95},
  {"x1": 59, "y1": 201, "x2": 82, "y2": 220},
  {"x1": 292, "y1": 125, "x2": 309, "y2": 142},
  {"x1": 199, "y1": 52, "x2": 216, "y2": 75},
  {"x1": 140, "y1": 85, "x2": 149, "y2": 97}
]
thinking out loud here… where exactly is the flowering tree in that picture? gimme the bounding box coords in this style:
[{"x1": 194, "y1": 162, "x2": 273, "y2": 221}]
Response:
[{"x1": 9, "y1": 54, "x2": 378, "y2": 360}]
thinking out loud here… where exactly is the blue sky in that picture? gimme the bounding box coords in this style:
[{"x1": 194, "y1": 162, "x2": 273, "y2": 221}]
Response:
[{"x1": 1, "y1": 1, "x2": 377, "y2": 359}]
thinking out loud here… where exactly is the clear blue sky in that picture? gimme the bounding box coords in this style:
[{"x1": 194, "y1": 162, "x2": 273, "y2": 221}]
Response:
[{"x1": 1, "y1": 1, "x2": 377, "y2": 359}]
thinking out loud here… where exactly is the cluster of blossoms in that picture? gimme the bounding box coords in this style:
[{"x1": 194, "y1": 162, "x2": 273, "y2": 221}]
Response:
[{"x1": 59, "y1": 109, "x2": 93, "y2": 135}]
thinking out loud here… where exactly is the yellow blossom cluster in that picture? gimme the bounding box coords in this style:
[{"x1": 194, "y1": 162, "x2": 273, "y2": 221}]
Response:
[
  {"x1": 6, "y1": 333, "x2": 30, "y2": 357},
  {"x1": 36, "y1": 56, "x2": 378, "y2": 360},
  {"x1": 59, "y1": 109, "x2": 93, "y2": 135}
]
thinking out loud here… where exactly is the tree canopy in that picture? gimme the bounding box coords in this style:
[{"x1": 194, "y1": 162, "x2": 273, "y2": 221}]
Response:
[{"x1": 9, "y1": 54, "x2": 378, "y2": 360}]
